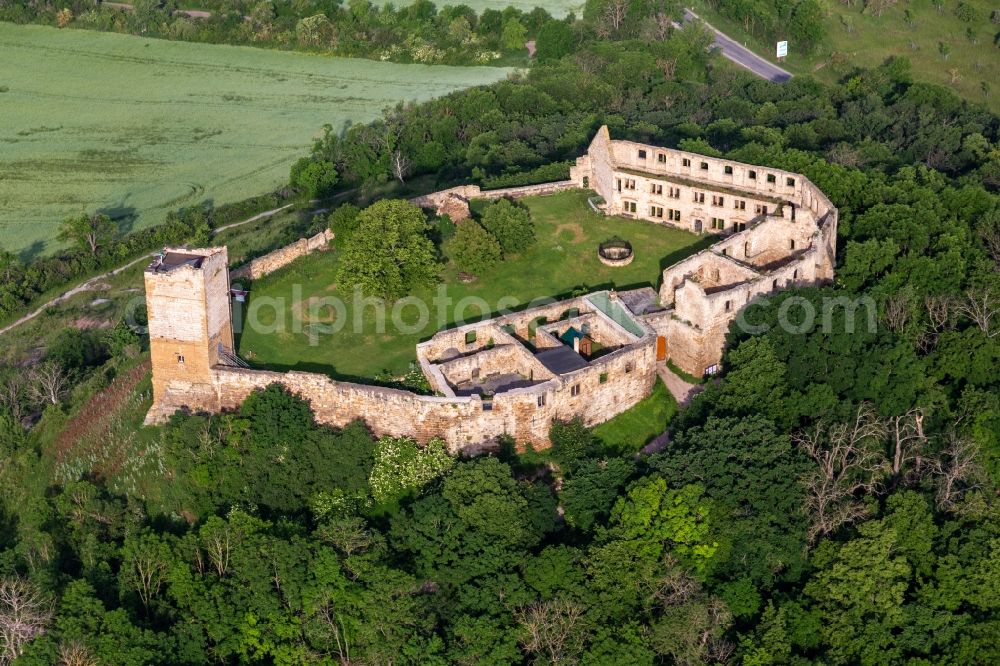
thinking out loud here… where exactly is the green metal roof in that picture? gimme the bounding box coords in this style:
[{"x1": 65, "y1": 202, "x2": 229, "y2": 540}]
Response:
[
  {"x1": 586, "y1": 292, "x2": 646, "y2": 338},
  {"x1": 560, "y1": 326, "x2": 584, "y2": 345}
]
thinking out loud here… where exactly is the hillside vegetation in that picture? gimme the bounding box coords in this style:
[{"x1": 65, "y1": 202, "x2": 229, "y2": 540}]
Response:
[
  {"x1": 694, "y1": 0, "x2": 999, "y2": 112},
  {"x1": 0, "y1": 4, "x2": 997, "y2": 663}
]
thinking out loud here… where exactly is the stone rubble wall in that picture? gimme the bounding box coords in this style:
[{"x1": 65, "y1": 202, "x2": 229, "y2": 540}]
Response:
[
  {"x1": 409, "y1": 180, "x2": 578, "y2": 218},
  {"x1": 437, "y1": 344, "x2": 552, "y2": 389},
  {"x1": 231, "y1": 229, "x2": 333, "y2": 281},
  {"x1": 416, "y1": 321, "x2": 521, "y2": 364},
  {"x1": 148, "y1": 336, "x2": 655, "y2": 451}
]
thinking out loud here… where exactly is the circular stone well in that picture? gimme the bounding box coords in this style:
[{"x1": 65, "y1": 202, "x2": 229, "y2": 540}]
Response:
[{"x1": 598, "y1": 237, "x2": 634, "y2": 267}]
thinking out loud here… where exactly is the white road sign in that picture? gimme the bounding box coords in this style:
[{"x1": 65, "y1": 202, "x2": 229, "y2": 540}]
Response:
[{"x1": 776, "y1": 41, "x2": 788, "y2": 58}]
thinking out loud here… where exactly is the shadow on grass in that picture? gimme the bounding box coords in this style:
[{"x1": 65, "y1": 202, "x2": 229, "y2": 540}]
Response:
[
  {"x1": 241, "y1": 358, "x2": 426, "y2": 392},
  {"x1": 98, "y1": 204, "x2": 138, "y2": 237},
  {"x1": 18, "y1": 240, "x2": 46, "y2": 263}
]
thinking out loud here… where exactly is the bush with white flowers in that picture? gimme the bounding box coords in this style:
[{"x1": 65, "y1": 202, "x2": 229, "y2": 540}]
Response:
[{"x1": 369, "y1": 436, "x2": 454, "y2": 505}]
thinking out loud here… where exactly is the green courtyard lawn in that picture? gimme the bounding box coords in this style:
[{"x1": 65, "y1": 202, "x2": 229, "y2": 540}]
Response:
[
  {"x1": 0, "y1": 23, "x2": 510, "y2": 257},
  {"x1": 237, "y1": 189, "x2": 711, "y2": 381}
]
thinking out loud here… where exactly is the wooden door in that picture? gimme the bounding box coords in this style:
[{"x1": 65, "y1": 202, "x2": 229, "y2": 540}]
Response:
[{"x1": 656, "y1": 336, "x2": 666, "y2": 361}]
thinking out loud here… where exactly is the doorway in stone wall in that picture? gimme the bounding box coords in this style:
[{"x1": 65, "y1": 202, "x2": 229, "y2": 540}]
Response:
[
  {"x1": 694, "y1": 219, "x2": 703, "y2": 233},
  {"x1": 656, "y1": 336, "x2": 666, "y2": 361}
]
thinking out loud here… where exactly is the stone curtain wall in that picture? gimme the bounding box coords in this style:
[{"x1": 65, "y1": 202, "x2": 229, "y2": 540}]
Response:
[
  {"x1": 231, "y1": 229, "x2": 333, "y2": 281},
  {"x1": 148, "y1": 341, "x2": 654, "y2": 452},
  {"x1": 409, "y1": 180, "x2": 577, "y2": 218}
]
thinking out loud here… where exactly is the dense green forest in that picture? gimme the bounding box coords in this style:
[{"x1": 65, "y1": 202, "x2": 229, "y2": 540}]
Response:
[{"x1": 1, "y1": 1, "x2": 1000, "y2": 663}]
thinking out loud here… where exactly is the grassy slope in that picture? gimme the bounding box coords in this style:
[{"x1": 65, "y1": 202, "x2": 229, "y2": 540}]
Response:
[
  {"x1": 0, "y1": 202, "x2": 309, "y2": 365},
  {"x1": 592, "y1": 377, "x2": 677, "y2": 454},
  {"x1": 237, "y1": 189, "x2": 711, "y2": 380},
  {"x1": 691, "y1": 0, "x2": 998, "y2": 113},
  {"x1": 0, "y1": 23, "x2": 511, "y2": 257}
]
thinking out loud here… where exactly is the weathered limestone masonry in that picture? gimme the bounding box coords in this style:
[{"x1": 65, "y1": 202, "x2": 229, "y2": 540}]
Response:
[
  {"x1": 409, "y1": 181, "x2": 577, "y2": 220},
  {"x1": 415, "y1": 292, "x2": 658, "y2": 447},
  {"x1": 144, "y1": 245, "x2": 655, "y2": 451},
  {"x1": 230, "y1": 229, "x2": 333, "y2": 281},
  {"x1": 571, "y1": 125, "x2": 838, "y2": 376},
  {"x1": 144, "y1": 247, "x2": 235, "y2": 424},
  {"x1": 144, "y1": 127, "x2": 836, "y2": 450}
]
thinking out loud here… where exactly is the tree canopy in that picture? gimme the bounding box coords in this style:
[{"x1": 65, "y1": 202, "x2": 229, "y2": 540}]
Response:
[{"x1": 336, "y1": 199, "x2": 439, "y2": 299}]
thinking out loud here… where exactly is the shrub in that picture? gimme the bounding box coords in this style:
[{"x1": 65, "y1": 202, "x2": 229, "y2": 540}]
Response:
[
  {"x1": 481, "y1": 161, "x2": 572, "y2": 189},
  {"x1": 955, "y1": 2, "x2": 978, "y2": 22},
  {"x1": 479, "y1": 198, "x2": 535, "y2": 255},
  {"x1": 369, "y1": 436, "x2": 454, "y2": 505},
  {"x1": 290, "y1": 157, "x2": 338, "y2": 199},
  {"x1": 449, "y1": 220, "x2": 502, "y2": 274},
  {"x1": 431, "y1": 214, "x2": 457, "y2": 247},
  {"x1": 678, "y1": 137, "x2": 723, "y2": 157},
  {"x1": 535, "y1": 20, "x2": 575, "y2": 61},
  {"x1": 327, "y1": 204, "x2": 360, "y2": 244},
  {"x1": 549, "y1": 418, "x2": 598, "y2": 471},
  {"x1": 47, "y1": 329, "x2": 108, "y2": 370},
  {"x1": 103, "y1": 319, "x2": 142, "y2": 358}
]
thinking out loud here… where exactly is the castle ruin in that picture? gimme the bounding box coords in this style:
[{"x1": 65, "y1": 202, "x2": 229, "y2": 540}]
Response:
[{"x1": 144, "y1": 127, "x2": 836, "y2": 451}]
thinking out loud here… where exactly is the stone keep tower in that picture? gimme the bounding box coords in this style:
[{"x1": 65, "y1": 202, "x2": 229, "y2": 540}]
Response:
[{"x1": 144, "y1": 247, "x2": 233, "y2": 422}]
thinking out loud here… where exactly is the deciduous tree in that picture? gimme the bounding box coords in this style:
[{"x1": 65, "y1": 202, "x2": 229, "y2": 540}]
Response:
[
  {"x1": 794, "y1": 403, "x2": 890, "y2": 541},
  {"x1": 58, "y1": 213, "x2": 115, "y2": 256},
  {"x1": 336, "y1": 200, "x2": 438, "y2": 299},
  {"x1": 27, "y1": 362, "x2": 69, "y2": 407},
  {"x1": 448, "y1": 220, "x2": 502, "y2": 275},
  {"x1": 479, "y1": 198, "x2": 535, "y2": 255},
  {"x1": 0, "y1": 577, "x2": 52, "y2": 664}
]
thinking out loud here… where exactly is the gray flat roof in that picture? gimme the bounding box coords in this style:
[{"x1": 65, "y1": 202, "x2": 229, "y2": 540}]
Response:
[
  {"x1": 150, "y1": 251, "x2": 204, "y2": 272},
  {"x1": 618, "y1": 287, "x2": 663, "y2": 316},
  {"x1": 535, "y1": 346, "x2": 588, "y2": 375}
]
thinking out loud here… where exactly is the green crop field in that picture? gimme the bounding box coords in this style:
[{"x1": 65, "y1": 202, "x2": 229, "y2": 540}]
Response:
[
  {"x1": 237, "y1": 190, "x2": 711, "y2": 381},
  {"x1": 0, "y1": 23, "x2": 511, "y2": 258},
  {"x1": 691, "y1": 0, "x2": 998, "y2": 113}
]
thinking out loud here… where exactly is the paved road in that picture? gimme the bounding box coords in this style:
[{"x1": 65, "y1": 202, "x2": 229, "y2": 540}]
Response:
[{"x1": 683, "y1": 9, "x2": 792, "y2": 83}]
